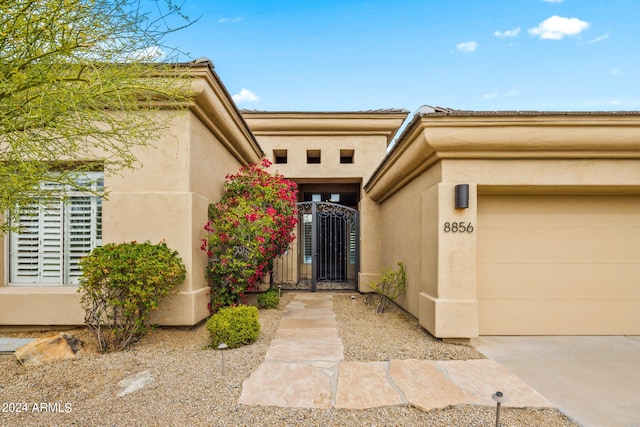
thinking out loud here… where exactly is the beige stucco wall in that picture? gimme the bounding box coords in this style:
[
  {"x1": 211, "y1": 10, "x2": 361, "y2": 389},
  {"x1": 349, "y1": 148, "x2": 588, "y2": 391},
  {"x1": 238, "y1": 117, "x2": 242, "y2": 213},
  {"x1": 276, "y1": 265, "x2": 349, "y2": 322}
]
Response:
[
  {"x1": 367, "y1": 111, "x2": 640, "y2": 339},
  {"x1": 103, "y1": 109, "x2": 253, "y2": 326},
  {"x1": 254, "y1": 135, "x2": 388, "y2": 184},
  {"x1": 243, "y1": 111, "x2": 408, "y2": 291},
  {"x1": 376, "y1": 165, "x2": 479, "y2": 338},
  {"x1": 243, "y1": 111, "x2": 407, "y2": 184},
  {"x1": 0, "y1": 64, "x2": 262, "y2": 327}
]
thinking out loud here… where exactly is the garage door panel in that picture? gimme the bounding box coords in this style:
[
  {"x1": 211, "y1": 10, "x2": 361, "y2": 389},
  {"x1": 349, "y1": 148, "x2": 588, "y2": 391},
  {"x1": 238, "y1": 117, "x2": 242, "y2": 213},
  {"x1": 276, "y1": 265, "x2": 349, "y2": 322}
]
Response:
[
  {"x1": 478, "y1": 194, "x2": 640, "y2": 335},
  {"x1": 479, "y1": 299, "x2": 640, "y2": 335},
  {"x1": 478, "y1": 227, "x2": 640, "y2": 264},
  {"x1": 479, "y1": 195, "x2": 640, "y2": 227},
  {"x1": 478, "y1": 263, "x2": 640, "y2": 299}
]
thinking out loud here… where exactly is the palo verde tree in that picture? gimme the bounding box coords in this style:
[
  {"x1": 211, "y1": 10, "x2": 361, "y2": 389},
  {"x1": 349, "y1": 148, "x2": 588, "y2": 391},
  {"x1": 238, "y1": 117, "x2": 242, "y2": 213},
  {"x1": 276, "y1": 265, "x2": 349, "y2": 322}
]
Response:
[{"x1": 0, "y1": 0, "x2": 192, "y2": 231}]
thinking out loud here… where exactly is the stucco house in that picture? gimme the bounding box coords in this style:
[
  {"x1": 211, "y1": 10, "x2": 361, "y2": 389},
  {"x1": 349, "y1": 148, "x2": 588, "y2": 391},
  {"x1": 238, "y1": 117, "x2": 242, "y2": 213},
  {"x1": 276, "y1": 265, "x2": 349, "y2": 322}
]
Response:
[{"x1": 1, "y1": 61, "x2": 639, "y2": 340}]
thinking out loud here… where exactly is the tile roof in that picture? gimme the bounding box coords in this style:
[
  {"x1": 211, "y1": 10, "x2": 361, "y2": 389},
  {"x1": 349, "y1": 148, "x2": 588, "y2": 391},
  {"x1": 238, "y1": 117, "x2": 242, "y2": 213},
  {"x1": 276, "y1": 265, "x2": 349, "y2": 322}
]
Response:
[
  {"x1": 240, "y1": 109, "x2": 410, "y2": 114},
  {"x1": 416, "y1": 105, "x2": 640, "y2": 116}
]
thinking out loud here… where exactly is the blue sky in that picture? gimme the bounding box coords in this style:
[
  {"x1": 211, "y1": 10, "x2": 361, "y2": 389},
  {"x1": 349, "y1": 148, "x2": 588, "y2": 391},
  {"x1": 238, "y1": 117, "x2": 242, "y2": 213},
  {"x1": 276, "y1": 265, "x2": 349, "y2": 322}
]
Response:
[{"x1": 155, "y1": 0, "x2": 640, "y2": 113}]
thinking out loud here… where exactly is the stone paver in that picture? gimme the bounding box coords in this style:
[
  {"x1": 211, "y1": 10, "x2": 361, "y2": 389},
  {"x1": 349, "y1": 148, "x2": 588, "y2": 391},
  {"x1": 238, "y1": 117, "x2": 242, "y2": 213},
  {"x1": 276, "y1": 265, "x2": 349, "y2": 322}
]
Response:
[
  {"x1": 240, "y1": 293, "x2": 339, "y2": 407},
  {"x1": 335, "y1": 361, "x2": 405, "y2": 409},
  {"x1": 239, "y1": 362, "x2": 332, "y2": 408},
  {"x1": 266, "y1": 337, "x2": 343, "y2": 361},
  {"x1": 240, "y1": 293, "x2": 555, "y2": 412},
  {"x1": 389, "y1": 359, "x2": 468, "y2": 411},
  {"x1": 278, "y1": 318, "x2": 337, "y2": 329},
  {"x1": 275, "y1": 327, "x2": 337, "y2": 340}
]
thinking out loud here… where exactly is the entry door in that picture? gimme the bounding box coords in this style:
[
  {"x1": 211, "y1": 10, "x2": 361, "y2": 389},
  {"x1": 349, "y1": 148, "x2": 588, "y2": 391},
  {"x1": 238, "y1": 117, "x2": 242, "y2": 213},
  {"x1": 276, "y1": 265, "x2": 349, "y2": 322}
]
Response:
[
  {"x1": 302, "y1": 202, "x2": 359, "y2": 290},
  {"x1": 272, "y1": 201, "x2": 359, "y2": 290}
]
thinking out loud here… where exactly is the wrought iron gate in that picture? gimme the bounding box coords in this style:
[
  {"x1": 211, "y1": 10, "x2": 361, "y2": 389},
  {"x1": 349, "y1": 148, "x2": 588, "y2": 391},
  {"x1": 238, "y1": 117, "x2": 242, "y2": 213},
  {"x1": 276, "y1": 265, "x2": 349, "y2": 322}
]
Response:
[{"x1": 272, "y1": 201, "x2": 359, "y2": 291}]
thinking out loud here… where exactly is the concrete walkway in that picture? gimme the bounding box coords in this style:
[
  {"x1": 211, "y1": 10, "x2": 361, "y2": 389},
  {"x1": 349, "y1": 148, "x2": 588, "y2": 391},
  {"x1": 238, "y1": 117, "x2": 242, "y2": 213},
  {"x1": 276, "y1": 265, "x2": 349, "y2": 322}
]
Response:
[
  {"x1": 474, "y1": 336, "x2": 640, "y2": 427},
  {"x1": 239, "y1": 293, "x2": 553, "y2": 411},
  {"x1": 0, "y1": 337, "x2": 35, "y2": 354}
]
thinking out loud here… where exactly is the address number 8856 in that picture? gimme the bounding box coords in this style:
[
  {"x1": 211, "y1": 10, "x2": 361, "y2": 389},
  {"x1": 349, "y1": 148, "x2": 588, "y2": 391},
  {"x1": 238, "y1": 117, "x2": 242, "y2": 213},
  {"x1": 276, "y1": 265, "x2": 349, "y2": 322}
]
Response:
[{"x1": 443, "y1": 222, "x2": 474, "y2": 233}]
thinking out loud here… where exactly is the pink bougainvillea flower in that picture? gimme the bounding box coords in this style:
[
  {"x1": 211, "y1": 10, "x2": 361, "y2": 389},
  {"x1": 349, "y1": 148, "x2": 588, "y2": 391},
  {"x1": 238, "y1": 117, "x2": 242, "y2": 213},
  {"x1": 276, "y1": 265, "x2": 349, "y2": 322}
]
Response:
[{"x1": 202, "y1": 160, "x2": 298, "y2": 312}]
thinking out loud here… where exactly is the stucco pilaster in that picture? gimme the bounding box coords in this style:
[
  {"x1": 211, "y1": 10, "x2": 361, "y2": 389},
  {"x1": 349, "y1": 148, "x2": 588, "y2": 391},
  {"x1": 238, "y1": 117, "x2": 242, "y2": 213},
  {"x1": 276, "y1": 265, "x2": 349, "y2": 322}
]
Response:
[
  {"x1": 358, "y1": 195, "x2": 382, "y2": 292},
  {"x1": 419, "y1": 183, "x2": 478, "y2": 339}
]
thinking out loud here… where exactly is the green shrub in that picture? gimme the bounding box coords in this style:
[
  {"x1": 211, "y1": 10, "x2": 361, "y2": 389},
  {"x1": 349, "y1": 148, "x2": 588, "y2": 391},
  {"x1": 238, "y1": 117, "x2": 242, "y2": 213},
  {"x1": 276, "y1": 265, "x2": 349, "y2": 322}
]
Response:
[
  {"x1": 206, "y1": 305, "x2": 260, "y2": 349},
  {"x1": 257, "y1": 288, "x2": 280, "y2": 309},
  {"x1": 368, "y1": 262, "x2": 406, "y2": 313},
  {"x1": 78, "y1": 241, "x2": 186, "y2": 352}
]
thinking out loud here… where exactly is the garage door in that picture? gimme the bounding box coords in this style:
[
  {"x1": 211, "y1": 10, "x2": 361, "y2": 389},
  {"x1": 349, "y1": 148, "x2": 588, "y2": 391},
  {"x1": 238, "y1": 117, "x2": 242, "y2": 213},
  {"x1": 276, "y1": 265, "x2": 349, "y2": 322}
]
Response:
[{"x1": 477, "y1": 194, "x2": 640, "y2": 335}]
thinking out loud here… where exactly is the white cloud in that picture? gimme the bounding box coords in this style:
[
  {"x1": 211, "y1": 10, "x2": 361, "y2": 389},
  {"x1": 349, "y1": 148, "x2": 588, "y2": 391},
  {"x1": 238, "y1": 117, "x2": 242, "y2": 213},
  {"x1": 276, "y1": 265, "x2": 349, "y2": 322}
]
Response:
[
  {"x1": 610, "y1": 99, "x2": 620, "y2": 106},
  {"x1": 542, "y1": 0, "x2": 564, "y2": 3},
  {"x1": 494, "y1": 28, "x2": 521, "y2": 38},
  {"x1": 483, "y1": 92, "x2": 498, "y2": 100},
  {"x1": 219, "y1": 17, "x2": 242, "y2": 23},
  {"x1": 507, "y1": 90, "x2": 519, "y2": 97},
  {"x1": 457, "y1": 41, "x2": 478, "y2": 53},
  {"x1": 588, "y1": 32, "x2": 611, "y2": 44},
  {"x1": 610, "y1": 68, "x2": 620, "y2": 76},
  {"x1": 232, "y1": 88, "x2": 259, "y2": 103},
  {"x1": 529, "y1": 16, "x2": 590, "y2": 40}
]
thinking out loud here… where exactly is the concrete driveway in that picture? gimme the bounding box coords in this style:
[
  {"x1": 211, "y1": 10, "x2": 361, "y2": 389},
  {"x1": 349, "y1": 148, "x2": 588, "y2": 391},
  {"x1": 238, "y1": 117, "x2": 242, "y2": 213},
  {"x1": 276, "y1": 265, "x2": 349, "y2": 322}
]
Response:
[{"x1": 472, "y1": 336, "x2": 640, "y2": 427}]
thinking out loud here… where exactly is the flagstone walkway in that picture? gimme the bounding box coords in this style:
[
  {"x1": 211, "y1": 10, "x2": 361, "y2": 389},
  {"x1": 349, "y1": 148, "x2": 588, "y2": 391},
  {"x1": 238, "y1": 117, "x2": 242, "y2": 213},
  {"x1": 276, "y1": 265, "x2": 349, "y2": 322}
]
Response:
[{"x1": 239, "y1": 293, "x2": 553, "y2": 411}]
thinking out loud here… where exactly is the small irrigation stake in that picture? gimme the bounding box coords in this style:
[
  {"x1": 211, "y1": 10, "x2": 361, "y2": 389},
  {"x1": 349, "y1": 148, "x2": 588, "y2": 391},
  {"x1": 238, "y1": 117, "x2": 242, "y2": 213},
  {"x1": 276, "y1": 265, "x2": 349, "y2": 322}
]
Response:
[
  {"x1": 278, "y1": 285, "x2": 282, "y2": 298},
  {"x1": 492, "y1": 391, "x2": 505, "y2": 427},
  {"x1": 351, "y1": 295, "x2": 355, "y2": 305},
  {"x1": 218, "y1": 343, "x2": 228, "y2": 376}
]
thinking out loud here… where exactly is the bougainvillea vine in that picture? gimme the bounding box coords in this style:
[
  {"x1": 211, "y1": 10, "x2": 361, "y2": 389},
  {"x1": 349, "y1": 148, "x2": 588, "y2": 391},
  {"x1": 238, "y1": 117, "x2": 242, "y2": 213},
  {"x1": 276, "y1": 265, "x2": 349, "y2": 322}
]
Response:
[{"x1": 202, "y1": 159, "x2": 298, "y2": 311}]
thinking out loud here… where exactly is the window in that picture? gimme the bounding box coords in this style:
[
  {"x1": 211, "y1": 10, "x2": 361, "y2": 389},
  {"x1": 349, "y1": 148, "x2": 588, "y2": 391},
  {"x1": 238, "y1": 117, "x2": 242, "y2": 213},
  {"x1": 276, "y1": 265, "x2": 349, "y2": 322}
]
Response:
[
  {"x1": 306, "y1": 150, "x2": 321, "y2": 164},
  {"x1": 8, "y1": 172, "x2": 103, "y2": 285},
  {"x1": 340, "y1": 149, "x2": 354, "y2": 164},
  {"x1": 273, "y1": 149, "x2": 288, "y2": 164}
]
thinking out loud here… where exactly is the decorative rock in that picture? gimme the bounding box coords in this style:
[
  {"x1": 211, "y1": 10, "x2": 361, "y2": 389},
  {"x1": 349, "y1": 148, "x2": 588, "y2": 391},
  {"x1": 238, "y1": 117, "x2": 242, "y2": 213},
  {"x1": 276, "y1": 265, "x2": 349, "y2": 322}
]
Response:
[
  {"x1": 117, "y1": 370, "x2": 154, "y2": 397},
  {"x1": 14, "y1": 333, "x2": 83, "y2": 366}
]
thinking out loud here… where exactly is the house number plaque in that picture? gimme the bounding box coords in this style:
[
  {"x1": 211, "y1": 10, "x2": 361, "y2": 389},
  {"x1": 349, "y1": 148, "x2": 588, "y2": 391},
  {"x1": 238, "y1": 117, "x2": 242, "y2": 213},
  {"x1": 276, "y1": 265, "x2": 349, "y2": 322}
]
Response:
[{"x1": 443, "y1": 222, "x2": 474, "y2": 233}]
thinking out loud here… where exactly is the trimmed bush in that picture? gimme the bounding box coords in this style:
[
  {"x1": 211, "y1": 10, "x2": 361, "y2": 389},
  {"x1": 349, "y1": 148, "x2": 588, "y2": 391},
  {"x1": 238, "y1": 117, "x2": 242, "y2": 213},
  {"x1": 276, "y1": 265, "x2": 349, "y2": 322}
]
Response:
[
  {"x1": 257, "y1": 288, "x2": 280, "y2": 309},
  {"x1": 206, "y1": 305, "x2": 260, "y2": 349},
  {"x1": 78, "y1": 241, "x2": 186, "y2": 352}
]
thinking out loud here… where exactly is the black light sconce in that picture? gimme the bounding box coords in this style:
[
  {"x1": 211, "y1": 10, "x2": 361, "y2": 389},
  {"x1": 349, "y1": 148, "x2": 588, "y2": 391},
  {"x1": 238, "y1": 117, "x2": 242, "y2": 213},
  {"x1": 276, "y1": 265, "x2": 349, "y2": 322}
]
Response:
[{"x1": 455, "y1": 184, "x2": 469, "y2": 209}]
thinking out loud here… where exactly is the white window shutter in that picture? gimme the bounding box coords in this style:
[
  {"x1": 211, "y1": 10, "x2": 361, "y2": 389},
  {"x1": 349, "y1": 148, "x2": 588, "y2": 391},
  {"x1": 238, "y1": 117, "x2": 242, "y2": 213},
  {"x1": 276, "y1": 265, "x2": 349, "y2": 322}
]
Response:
[
  {"x1": 9, "y1": 205, "x2": 42, "y2": 282},
  {"x1": 65, "y1": 195, "x2": 94, "y2": 283},
  {"x1": 9, "y1": 201, "x2": 63, "y2": 283},
  {"x1": 40, "y1": 202, "x2": 63, "y2": 282},
  {"x1": 8, "y1": 172, "x2": 103, "y2": 285}
]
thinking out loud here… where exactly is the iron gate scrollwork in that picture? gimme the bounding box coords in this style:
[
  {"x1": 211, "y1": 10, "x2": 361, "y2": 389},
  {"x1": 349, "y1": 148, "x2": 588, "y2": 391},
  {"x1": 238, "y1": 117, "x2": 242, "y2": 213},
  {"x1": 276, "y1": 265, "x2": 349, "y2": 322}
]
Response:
[{"x1": 272, "y1": 201, "x2": 359, "y2": 291}]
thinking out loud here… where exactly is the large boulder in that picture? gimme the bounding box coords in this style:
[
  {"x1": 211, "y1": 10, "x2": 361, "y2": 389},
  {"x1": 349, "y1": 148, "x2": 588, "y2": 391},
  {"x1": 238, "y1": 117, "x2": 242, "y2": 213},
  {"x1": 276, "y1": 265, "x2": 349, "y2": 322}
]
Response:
[{"x1": 14, "y1": 333, "x2": 83, "y2": 366}]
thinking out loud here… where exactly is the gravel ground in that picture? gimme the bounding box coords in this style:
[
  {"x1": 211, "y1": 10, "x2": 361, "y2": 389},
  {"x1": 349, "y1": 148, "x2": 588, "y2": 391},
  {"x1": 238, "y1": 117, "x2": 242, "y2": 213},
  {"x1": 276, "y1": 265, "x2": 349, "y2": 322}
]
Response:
[
  {"x1": 333, "y1": 293, "x2": 485, "y2": 361},
  {"x1": 0, "y1": 292, "x2": 578, "y2": 426}
]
